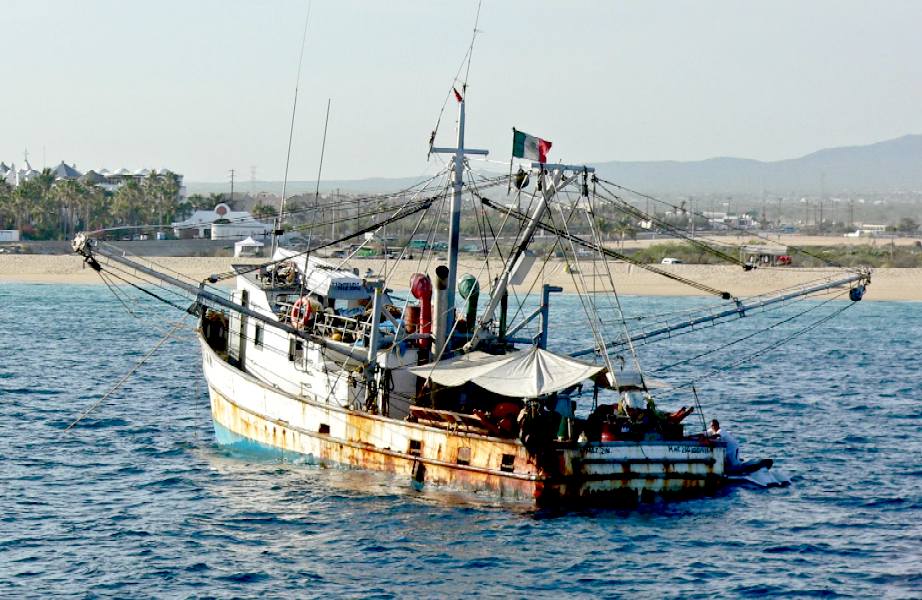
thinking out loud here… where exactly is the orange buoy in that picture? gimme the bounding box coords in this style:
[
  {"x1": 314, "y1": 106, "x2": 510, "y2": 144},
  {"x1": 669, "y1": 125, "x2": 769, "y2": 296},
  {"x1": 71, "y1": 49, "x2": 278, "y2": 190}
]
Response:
[{"x1": 290, "y1": 296, "x2": 313, "y2": 328}]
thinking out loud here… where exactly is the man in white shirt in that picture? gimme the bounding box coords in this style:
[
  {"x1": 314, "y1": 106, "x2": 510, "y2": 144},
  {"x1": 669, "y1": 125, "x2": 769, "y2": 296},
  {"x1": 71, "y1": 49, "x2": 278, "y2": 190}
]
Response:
[{"x1": 708, "y1": 419, "x2": 741, "y2": 468}]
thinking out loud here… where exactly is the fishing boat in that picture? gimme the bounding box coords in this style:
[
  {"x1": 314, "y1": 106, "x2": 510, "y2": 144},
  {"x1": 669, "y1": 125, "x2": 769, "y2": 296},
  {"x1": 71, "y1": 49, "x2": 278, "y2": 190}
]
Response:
[{"x1": 70, "y1": 81, "x2": 871, "y2": 507}]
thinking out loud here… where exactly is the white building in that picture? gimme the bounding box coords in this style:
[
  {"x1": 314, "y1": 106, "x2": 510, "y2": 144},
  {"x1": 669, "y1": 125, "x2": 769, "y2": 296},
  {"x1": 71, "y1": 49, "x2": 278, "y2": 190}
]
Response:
[
  {"x1": 172, "y1": 203, "x2": 272, "y2": 241},
  {"x1": 1, "y1": 159, "x2": 185, "y2": 197}
]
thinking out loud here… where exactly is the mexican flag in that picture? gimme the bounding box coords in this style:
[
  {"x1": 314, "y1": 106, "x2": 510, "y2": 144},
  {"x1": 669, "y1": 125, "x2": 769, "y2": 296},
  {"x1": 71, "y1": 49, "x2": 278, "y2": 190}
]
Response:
[{"x1": 512, "y1": 128, "x2": 552, "y2": 163}]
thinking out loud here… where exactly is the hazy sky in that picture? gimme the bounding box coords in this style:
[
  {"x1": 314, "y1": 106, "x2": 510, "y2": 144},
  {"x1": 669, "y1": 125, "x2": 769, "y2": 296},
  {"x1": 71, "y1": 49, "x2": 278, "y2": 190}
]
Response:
[{"x1": 3, "y1": 0, "x2": 920, "y2": 183}]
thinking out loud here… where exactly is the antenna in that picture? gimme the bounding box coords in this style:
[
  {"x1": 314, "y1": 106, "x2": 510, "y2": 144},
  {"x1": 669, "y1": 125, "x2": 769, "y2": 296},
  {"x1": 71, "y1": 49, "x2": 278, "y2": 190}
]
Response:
[
  {"x1": 462, "y1": 0, "x2": 483, "y2": 89},
  {"x1": 313, "y1": 98, "x2": 331, "y2": 209},
  {"x1": 427, "y1": 0, "x2": 483, "y2": 161},
  {"x1": 274, "y1": 0, "x2": 313, "y2": 255}
]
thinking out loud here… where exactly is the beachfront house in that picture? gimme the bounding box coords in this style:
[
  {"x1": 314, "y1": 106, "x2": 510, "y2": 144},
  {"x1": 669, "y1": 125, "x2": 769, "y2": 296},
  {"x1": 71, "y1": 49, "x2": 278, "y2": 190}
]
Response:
[{"x1": 171, "y1": 203, "x2": 272, "y2": 241}]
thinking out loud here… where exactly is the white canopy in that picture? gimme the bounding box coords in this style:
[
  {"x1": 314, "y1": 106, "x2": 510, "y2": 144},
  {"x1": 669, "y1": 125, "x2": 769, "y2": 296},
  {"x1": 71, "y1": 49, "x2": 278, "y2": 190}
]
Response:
[
  {"x1": 408, "y1": 347, "x2": 605, "y2": 398},
  {"x1": 234, "y1": 236, "x2": 264, "y2": 248},
  {"x1": 273, "y1": 248, "x2": 369, "y2": 300}
]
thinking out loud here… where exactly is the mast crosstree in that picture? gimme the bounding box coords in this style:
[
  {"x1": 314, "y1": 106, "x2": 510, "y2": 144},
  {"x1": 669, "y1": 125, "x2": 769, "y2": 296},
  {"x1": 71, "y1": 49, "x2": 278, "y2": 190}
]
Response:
[{"x1": 430, "y1": 93, "x2": 488, "y2": 357}]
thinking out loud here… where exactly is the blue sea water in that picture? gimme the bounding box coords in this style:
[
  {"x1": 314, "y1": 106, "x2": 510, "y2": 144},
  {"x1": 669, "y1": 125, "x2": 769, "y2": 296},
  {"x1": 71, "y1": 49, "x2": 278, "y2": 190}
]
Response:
[{"x1": 1, "y1": 282, "x2": 920, "y2": 598}]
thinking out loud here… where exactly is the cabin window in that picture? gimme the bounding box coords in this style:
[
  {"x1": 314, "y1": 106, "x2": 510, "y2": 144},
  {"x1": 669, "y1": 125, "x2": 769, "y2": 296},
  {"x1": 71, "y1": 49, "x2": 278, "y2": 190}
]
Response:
[
  {"x1": 288, "y1": 338, "x2": 304, "y2": 362},
  {"x1": 456, "y1": 447, "x2": 471, "y2": 466},
  {"x1": 408, "y1": 440, "x2": 422, "y2": 456},
  {"x1": 501, "y1": 454, "x2": 516, "y2": 473},
  {"x1": 254, "y1": 323, "x2": 264, "y2": 347},
  {"x1": 318, "y1": 423, "x2": 330, "y2": 435}
]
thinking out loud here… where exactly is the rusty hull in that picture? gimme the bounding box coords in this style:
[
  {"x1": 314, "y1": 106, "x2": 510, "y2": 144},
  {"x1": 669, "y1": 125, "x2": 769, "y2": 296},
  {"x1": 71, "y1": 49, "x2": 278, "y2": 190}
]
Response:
[{"x1": 201, "y1": 334, "x2": 726, "y2": 507}]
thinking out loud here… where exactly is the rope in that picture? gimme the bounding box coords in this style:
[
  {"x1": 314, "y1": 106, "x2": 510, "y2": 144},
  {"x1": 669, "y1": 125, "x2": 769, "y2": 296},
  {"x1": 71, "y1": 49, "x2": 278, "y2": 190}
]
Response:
[
  {"x1": 476, "y1": 194, "x2": 735, "y2": 299},
  {"x1": 652, "y1": 289, "x2": 849, "y2": 373},
  {"x1": 63, "y1": 319, "x2": 186, "y2": 432},
  {"x1": 99, "y1": 265, "x2": 193, "y2": 313},
  {"x1": 208, "y1": 195, "x2": 441, "y2": 281},
  {"x1": 594, "y1": 179, "x2": 748, "y2": 267},
  {"x1": 673, "y1": 300, "x2": 856, "y2": 389},
  {"x1": 595, "y1": 177, "x2": 855, "y2": 271}
]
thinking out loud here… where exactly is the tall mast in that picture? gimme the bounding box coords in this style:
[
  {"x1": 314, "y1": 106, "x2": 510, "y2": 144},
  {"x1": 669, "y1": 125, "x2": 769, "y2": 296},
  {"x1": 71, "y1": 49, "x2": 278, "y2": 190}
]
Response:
[
  {"x1": 430, "y1": 91, "x2": 488, "y2": 357},
  {"x1": 273, "y1": 2, "x2": 312, "y2": 256}
]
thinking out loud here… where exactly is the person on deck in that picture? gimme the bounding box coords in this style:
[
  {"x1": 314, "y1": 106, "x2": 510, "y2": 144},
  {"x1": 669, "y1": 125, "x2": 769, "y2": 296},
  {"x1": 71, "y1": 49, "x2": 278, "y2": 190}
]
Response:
[{"x1": 707, "y1": 419, "x2": 741, "y2": 468}]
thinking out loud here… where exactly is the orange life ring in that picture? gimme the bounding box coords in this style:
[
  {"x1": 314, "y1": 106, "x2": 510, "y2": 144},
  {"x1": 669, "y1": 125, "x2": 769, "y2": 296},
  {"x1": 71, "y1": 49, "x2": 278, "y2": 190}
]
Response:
[{"x1": 290, "y1": 296, "x2": 313, "y2": 328}]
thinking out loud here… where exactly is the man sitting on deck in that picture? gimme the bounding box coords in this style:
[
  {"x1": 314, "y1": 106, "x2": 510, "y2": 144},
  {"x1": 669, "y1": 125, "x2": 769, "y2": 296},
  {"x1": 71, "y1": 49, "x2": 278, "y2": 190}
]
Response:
[{"x1": 707, "y1": 419, "x2": 742, "y2": 469}]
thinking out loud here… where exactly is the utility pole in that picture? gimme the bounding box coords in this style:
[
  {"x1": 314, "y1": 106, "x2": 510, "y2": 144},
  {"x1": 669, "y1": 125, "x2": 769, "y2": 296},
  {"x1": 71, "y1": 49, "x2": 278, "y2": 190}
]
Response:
[
  {"x1": 229, "y1": 169, "x2": 235, "y2": 206},
  {"x1": 689, "y1": 197, "x2": 695, "y2": 237}
]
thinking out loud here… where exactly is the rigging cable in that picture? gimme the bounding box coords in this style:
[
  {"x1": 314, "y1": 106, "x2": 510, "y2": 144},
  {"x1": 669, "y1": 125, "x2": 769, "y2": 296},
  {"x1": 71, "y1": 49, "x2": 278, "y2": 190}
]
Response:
[
  {"x1": 278, "y1": 0, "x2": 313, "y2": 222},
  {"x1": 427, "y1": 0, "x2": 483, "y2": 159},
  {"x1": 672, "y1": 300, "x2": 856, "y2": 390},
  {"x1": 64, "y1": 319, "x2": 186, "y2": 432},
  {"x1": 475, "y1": 193, "x2": 735, "y2": 299},
  {"x1": 593, "y1": 179, "x2": 749, "y2": 268},
  {"x1": 652, "y1": 288, "x2": 849, "y2": 373},
  {"x1": 583, "y1": 191, "x2": 646, "y2": 376},
  {"x1": 595, "y1": 177, "x2": 854, "y2": 271}
]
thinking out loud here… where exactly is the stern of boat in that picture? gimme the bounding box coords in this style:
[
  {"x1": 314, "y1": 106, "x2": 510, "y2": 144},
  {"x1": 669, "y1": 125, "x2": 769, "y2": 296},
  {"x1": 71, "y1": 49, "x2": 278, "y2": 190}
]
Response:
[{"x1": 536, "y1": 440, "x2": 726, "y2": 506}]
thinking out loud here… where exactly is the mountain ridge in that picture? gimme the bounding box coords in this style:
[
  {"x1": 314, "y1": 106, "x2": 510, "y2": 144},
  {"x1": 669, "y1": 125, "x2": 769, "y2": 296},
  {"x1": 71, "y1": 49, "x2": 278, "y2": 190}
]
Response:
[{"x1": 186, "y1": 134, "x2": 922, "y2": 196}]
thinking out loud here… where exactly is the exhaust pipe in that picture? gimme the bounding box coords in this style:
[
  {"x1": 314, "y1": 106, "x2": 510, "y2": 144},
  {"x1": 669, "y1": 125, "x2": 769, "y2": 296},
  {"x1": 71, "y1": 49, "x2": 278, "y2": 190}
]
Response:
[
  {"x1": 433, "y1": 265, "x2": 449, "y2": 355},
  {"x1": 410, "y1": 273, "x2": 432, "y2": 350}
]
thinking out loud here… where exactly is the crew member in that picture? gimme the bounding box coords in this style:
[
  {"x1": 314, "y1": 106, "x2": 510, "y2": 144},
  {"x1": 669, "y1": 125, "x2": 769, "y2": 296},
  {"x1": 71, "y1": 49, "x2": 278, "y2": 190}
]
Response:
[{"x1": 708, "y1": 419, "x2": 741, "y2": 468}]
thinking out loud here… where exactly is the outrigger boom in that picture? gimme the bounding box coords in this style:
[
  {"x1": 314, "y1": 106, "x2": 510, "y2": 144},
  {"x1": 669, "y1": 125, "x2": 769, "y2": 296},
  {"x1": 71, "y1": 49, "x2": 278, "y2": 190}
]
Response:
[
  {"x1": 571, "y1": 270, "x2": 870, "y2": 358},
  {"x1": 71, "y1": 233, "x2": 320, "y2": 345}
]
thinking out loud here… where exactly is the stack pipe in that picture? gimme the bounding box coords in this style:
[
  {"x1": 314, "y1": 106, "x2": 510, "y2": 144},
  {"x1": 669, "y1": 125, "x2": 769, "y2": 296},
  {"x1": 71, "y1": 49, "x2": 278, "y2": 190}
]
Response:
[{"x1": 433, "y1": 265, "x2": 449, "y2": 355}]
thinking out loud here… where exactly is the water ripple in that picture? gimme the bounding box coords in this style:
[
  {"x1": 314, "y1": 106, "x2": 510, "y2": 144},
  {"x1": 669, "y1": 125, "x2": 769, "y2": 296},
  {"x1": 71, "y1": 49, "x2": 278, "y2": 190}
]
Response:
[{"x1": 2, "y1": 284, "x2": 921, "y2": 597}]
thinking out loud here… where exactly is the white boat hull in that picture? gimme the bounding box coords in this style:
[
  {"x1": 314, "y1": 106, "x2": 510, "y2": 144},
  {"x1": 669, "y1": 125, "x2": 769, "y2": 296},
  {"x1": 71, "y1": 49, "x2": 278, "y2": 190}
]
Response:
[{"x1": 201, "y1": 334, "x2": 727, "y2": 506}]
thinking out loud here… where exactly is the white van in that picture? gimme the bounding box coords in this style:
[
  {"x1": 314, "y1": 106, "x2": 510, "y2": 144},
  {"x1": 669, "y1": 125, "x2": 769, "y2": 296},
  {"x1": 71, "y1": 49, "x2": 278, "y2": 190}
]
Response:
[{"x1": 661, "y1": 257, "x2": 683, "y2": 264}]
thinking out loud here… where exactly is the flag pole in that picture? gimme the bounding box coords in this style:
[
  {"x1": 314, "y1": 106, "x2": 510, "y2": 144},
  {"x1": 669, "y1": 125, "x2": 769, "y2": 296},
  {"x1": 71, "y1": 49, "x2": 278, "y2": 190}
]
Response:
[{"x1": 507, "y1": 127, "x2": 516, "y2": 195}]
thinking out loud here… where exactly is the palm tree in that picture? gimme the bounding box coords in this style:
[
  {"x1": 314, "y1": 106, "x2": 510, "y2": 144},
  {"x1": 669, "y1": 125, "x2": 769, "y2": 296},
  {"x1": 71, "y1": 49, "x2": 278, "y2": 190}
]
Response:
[
  {"x1": 113, "y1": 179, "x2": 145, "y2": 226},
  {"x1": 81, "y1": 184, "x2": 108, "y2": 232},
  {"x1": 252, "y1": 203, "x2": 278, "y2": 220},
  {"x1": 0, "y1": 181, "x2": 13, "y2": 229},
  {"x1": 187, "y1": 194, "x2": 212, "y2": 210},
  {"x1": 208, "y1": 192, "x2": 225, "y2": 208},
  {"x1": 52, "y1": 179, "x2": 88, "y2": 239},
  {"x1": 595, "y1": 216, "x2": 613, "y2": 241},
  {"x1": 613, "y1": 217, "x2": 636, "y2": 250},
  {"x1": 142, "y1": 172, "x2": 161, "y2": 228},
  {"x1": 157, "y1": 171, "x2": 181, "y2": 226}
]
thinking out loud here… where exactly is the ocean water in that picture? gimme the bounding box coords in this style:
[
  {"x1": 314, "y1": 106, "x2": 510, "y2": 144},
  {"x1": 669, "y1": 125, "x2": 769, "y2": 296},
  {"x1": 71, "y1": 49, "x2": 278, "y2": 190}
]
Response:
[{"x1": 1, "y1": 282, "x2": 920, "y2": 598}]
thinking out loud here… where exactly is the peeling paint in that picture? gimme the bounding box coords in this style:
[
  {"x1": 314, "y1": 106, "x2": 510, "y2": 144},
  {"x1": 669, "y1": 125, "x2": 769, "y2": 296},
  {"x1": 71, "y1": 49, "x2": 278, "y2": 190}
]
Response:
[{"x1": 202, "y1": 334, "x2": 725, "y2": 507}]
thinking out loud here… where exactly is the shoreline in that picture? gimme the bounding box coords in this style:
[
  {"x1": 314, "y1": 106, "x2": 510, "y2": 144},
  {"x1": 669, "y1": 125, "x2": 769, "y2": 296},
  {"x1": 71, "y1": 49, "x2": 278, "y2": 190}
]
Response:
[{"x1": 1, "y1": 254, "x2": 919, "y2": 301}]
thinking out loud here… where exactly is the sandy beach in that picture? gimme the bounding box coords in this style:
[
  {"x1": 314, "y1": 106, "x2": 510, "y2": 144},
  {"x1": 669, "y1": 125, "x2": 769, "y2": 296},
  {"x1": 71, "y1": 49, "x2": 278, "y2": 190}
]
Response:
[{"x1": 1, "y1": 254, "x2": 918, "y2": 301}]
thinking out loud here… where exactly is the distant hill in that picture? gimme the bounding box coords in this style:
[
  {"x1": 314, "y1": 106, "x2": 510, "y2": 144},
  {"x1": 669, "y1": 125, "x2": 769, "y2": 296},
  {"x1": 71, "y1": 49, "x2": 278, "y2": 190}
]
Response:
[
  {"x1": 187, "y1": 134, "x2": 922, "y2": 196},
  {"x1": 589, "y1": 134, "x2": 922, "y2": 194}
]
